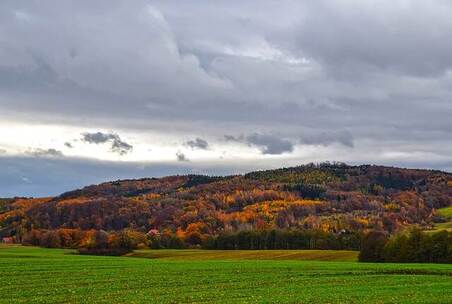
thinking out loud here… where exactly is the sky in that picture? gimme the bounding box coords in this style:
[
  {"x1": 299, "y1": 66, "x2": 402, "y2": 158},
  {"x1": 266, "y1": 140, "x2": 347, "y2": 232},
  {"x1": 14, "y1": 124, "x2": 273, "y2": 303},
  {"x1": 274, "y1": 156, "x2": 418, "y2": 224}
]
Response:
[{"x1": 1, "y1": 0, "x2": 452, "y2": 197}]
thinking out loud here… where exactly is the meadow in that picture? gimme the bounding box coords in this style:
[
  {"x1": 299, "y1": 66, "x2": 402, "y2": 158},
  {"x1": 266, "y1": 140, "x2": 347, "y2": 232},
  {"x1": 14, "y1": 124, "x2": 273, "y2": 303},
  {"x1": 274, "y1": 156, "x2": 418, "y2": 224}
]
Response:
[
  {"x1": 430, "y1": 206, "x2": 452, "y2": 233},
  {"x1": 1, "y1": 245, "x2": 452, "y2": 303},
  {"x1": 437, "y1": 206, "x2": 452, "y2": 218},
  {"x1": 128, "y1": 248, "x2": 358, "y2": 261}
]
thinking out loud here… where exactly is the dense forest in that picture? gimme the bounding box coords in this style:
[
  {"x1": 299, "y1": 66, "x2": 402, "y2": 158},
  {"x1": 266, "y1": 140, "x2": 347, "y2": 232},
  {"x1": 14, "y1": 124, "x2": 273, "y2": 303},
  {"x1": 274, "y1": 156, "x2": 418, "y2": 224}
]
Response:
[{"x1": 1, "y1": 163, "x2": 451, "y2": 257}]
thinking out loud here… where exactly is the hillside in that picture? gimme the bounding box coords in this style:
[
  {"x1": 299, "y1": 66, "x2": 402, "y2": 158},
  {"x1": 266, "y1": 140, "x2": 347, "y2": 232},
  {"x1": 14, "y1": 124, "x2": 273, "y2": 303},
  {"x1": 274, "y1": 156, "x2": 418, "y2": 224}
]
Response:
[{"x1": 1, "y1": 163, "x2": 451, "y2": 248}]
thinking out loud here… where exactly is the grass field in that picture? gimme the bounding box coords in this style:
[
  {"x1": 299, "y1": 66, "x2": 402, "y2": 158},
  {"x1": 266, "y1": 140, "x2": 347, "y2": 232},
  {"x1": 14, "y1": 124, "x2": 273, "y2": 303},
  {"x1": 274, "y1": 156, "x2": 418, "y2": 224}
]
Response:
[
  {"x1": 128, "y1": 249, "x2": 358, "y2": 261},
  {"x1": 431, "y1": 221, "x2": 452, "y2": 231},
  {"x1": 429, "y1": 206, "x2": 452, "y2": 232},
  {"x1": 437, "y1": 206, "x2": 452, "y2": 218},
  {"x1": 1, "y1": 245, "x2": 452, "y2": 304}
]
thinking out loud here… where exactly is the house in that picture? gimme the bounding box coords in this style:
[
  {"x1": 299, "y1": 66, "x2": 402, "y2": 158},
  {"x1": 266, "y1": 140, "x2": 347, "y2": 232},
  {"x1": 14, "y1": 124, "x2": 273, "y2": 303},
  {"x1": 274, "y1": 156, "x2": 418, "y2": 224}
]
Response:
[
  {"x1": 147, "y1": 229, "x2": 160, "y2": 236},
  {"x1": 1, "y1": 237, "x2": 14, "y2": 244}
]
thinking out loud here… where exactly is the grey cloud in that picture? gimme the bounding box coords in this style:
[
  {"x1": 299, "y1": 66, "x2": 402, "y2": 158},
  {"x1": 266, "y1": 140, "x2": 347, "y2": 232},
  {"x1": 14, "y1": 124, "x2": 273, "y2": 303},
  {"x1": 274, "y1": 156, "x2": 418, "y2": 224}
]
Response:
[
  {"x1": 64, "y1": 142, "x2": 73, "y2": 148},
  {"x1": 82, "y1": 132, "x2": 117, "y2": 144},
  {"x1": 224, "y1": 133, "x2": 295, "y2": 155},
  {"x1": 301, "y1": 131, "x2": 354, "y2": 148},
  {"x1": 1, "y1": 1, "x2": 451, "y2": 140},
  {"x1": 224, "y1": 134, "x2": 244, "y2": 142},
  {"x1": 176, "y1": 151, "x2": 189, "y2": 162},
  {"x1": 225, "y1": 131, "x2": 353, "y2": 153},
  {"x1": 111, "y1": 140, "x2": 133, "y2": 156},
  {"x1": 0, "y1": 148, "x2": 6, "y2": 154},
  {"x1": 294, "y1": 1, "x2": 452, "y2": 77},
  {"x1": 26, "y1": 148, "x2": 64, "y2": 158},
  {"x1": 0, "y1": 55, "x2": 58, "y2": 90},
  {"x1": 81, "y1": 132, "x2": 133, "y2": 155},
  {"x1": 245, "y1": 133, "x2": 294, "y2": 155},
  {"x1": 184, "y1": 138, "x2": 209, "y2": 150}
]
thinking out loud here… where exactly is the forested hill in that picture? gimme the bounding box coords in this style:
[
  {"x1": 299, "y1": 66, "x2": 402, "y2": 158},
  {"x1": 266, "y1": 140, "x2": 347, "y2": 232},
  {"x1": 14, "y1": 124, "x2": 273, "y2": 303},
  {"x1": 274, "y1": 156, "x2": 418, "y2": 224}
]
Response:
[{"x1": 1, "y1": 163, "x2": 451, "y2": 248}]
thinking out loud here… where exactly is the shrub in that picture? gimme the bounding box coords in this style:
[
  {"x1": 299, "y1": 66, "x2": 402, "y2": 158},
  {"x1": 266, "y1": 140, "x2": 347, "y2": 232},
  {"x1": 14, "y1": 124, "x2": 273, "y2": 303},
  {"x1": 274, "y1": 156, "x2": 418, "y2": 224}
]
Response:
[
  {"x1": 39, "y1": 231, "x2": 62, "y2": 248},
  {"x1": 77, "y1": 248, "x2": 132, "y2": 256},
  {"x1": 22, "y1": 229, "x2": 42, "y2": 246}
]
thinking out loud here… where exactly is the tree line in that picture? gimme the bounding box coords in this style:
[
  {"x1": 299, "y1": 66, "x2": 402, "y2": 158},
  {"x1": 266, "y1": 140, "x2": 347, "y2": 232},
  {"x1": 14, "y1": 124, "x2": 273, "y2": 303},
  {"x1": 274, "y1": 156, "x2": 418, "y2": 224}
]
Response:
[
  {"x1": 204, "y1": 229, "x2": 362, "y2": 250},
  {"x1": 359, "y1": 228, "x2": 452, "y2": 263},
  {"x1": 20, "y1": 227, "x2": 362, "y2": 253},
  {"x1": 17, "y1": 226, "x2": 452, "y2": 263}
]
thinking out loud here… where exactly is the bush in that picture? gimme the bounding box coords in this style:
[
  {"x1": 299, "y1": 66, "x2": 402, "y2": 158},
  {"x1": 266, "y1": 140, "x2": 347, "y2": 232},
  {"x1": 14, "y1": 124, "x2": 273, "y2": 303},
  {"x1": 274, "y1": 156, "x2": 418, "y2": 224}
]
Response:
[
  {"x1": 22, "y1": 229, "x2": 42, "y2": 246},
  {"x1": 77, "y1": 248, "x2": 132, "y2": 256},
  {"x1": 108, "y1": 230, "x2": 147, "y2": 250},
  {"x1": 39, "y1": 231, "x2": 62, "y2": 248}
]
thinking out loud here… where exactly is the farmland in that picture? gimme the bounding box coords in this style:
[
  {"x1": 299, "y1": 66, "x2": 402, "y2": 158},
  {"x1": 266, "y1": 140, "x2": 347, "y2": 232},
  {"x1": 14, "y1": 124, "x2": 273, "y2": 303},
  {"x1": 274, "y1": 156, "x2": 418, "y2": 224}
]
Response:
[
  {"x1": 1, "y1": 245, "x2": 452, "y2": 304},
  {"x1": 128, "y1": 248, "x2": 358, "y2": 261},
  {"x1": 430, "y1": 206, "x2": 452, "y2": 233},
  {"x1": 437, "y1": 206, "x2": 452, "y2": 218}
]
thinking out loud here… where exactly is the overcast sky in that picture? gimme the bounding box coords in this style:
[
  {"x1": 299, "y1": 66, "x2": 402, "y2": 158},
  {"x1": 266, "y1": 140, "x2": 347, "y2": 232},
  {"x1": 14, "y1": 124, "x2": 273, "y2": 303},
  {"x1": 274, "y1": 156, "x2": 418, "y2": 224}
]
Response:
[{"x1": 1, "y1": 0, "x2": 452, "y2": 197}]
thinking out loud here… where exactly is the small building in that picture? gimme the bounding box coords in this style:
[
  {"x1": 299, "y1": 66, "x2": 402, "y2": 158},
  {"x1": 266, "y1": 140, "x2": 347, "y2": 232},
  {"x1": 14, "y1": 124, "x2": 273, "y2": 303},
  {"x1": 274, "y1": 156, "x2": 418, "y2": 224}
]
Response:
[
  {"x1": 1, "y1": 237, "x2": 14, "y2": 244},
  {"x1": 147, "y1": 229, "x2": 160, "y2": 236}
]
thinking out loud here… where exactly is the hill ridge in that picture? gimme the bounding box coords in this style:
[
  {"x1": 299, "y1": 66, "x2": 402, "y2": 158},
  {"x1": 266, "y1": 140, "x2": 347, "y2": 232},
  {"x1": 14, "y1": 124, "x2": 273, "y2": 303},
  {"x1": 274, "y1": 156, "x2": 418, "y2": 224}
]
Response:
[{"x1": 1, "y1": 162, "x2": 451, "y2": 249}]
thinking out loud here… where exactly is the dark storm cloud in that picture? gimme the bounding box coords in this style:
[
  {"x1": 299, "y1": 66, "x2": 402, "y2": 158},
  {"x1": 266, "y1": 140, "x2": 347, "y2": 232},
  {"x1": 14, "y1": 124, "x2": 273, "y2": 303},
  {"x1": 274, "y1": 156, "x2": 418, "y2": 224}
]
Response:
[
  {"x1": 26, "y1": 148, "x2": 64, "y2": 158},
  {"x1": 224, "y1": 135, "x2": 243, "y2": 142},
  {"x1": 300, "y1": 131, "x2": 354, "y2": 148},
  {"x1": 111, "y1": 139, "x2": 133, "y2": 156},
  {"x1": 82, "y1": 132, "x2": 117, "y2": 144},
  {"x1": 223, "y1": 133, "x2": 294, "y2": 155},
  {"x1": 81, "y1": 132, "x2": 133, "y2": 155},
  {"x1": 245, "y1": 134, "x2": 294, "y2": 155},
  {"x1": 184, "y1": 138, "x2": 209, "y2": 150},
  {"x1": 176, "y1": 151, "x2": 189, "y2": 162}
]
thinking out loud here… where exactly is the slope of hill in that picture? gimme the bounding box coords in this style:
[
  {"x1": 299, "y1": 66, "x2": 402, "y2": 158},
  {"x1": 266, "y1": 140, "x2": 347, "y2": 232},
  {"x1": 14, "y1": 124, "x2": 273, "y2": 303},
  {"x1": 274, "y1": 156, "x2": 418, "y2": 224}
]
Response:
[{"x1": 1, "y1": 163, "x2": 451, "y2": 248}]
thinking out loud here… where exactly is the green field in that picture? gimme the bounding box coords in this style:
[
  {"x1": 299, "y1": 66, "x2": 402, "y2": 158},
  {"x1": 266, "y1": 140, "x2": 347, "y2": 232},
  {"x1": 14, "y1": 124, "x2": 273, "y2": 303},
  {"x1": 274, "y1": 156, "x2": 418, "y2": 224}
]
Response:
[
  {"x1": 128, "y1": 249, "x2": 358, "y2": 261},
  {"x1": 1, "y1": 245, "x2": 452, "y2": 304},
  {"x1": 432, "y1": 221, "x2": 452, "y2": 231},
  {"x1": 437, "y1": 206, "x2": 452, "y2": 218},
  {"x1": 429, "y1": 206, "x2": 452, "y2": 232}
]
